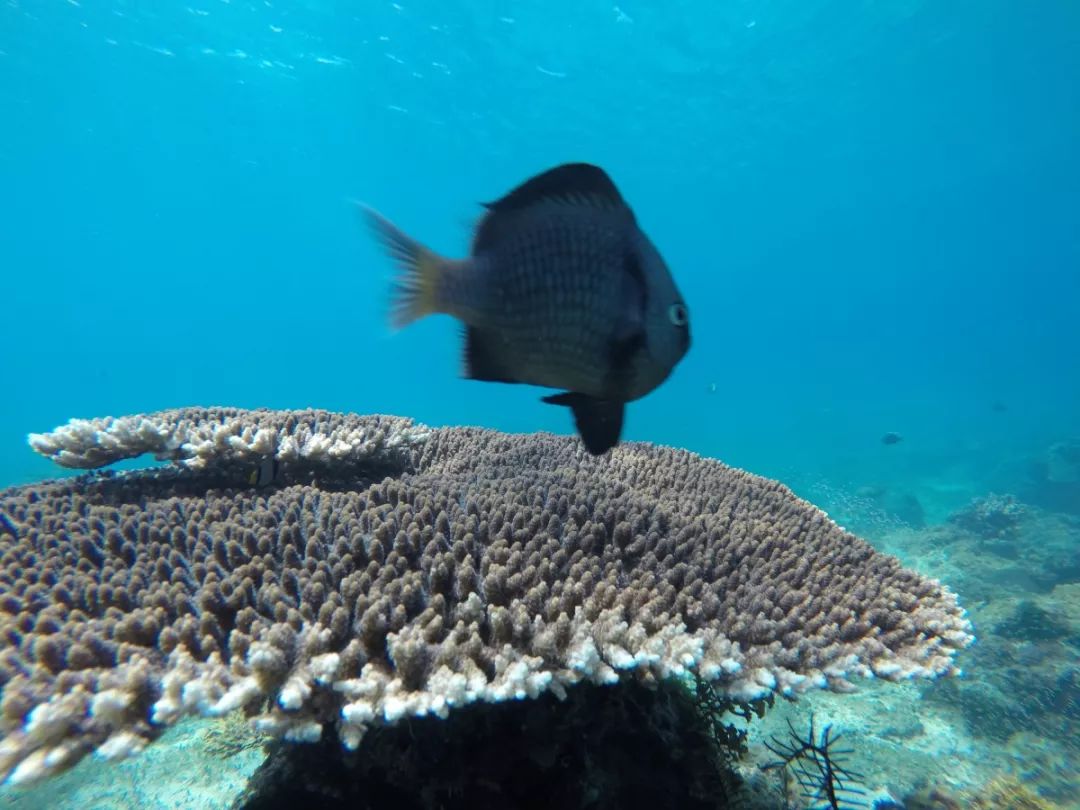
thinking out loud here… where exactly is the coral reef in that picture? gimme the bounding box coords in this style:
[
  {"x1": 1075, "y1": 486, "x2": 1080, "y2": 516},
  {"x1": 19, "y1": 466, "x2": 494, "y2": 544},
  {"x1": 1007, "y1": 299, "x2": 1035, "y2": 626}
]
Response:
[
  {"x1": 26, "y1": 407, "x2": 426, "y2": 476},
  {"x1": 903, "y1": 492, "x2": 1079, "y2": 807},
  {"x1": 912, "y1": 501, "x2": 1079, "y2": 600},
  {"x1": 947, "y1": 493, "x2": 1027, "y2": 540},
  {"x1": 992, "y1": 599, "x2": 1071, "y2": 642},
  {"x1": 919, "y1": 508, "x2": 1079, "y2": 760},
  {"x1": 1002, "y1": 731, "x2": 1080, "y2": 806},
  {"x1": 0, "y1": 407, "x2": 973, "y2": 784},
  {"x1": 904, "y1": 774, "x2": 1064, "y2": 809},
  {"x1": 923, "y1": 613, "x2": 1078, "y2": 748}
]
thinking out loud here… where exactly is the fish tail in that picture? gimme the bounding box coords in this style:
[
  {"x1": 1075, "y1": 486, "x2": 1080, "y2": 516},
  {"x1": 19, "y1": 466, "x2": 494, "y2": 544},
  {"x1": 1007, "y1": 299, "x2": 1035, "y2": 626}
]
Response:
[{"x1": 362, "y1": 205, "x2": 448, "y2": 328}]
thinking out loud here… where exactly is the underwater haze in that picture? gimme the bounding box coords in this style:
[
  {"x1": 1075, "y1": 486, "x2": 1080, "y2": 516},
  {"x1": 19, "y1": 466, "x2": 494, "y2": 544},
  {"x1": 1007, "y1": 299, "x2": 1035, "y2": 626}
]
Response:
[
  {"x1": 2, "y1": 0, "x2": 1080, "y2": 807},
  {"x1": 2, "y1": 0, "x2": 1078, "y2": 497}
]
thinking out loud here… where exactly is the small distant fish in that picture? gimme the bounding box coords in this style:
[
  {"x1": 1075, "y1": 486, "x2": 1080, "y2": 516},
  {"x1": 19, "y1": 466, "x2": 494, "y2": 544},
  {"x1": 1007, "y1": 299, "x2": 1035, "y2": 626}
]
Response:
[
  {"x1": 991, "y1": 400, "x2": 1008, "y2": 413},
  {"x1": 881, "y1": 432, "x2": 903, "y2": 445},
  {"x1": 363, "y1": 163, "x2": 691, "y2": 454},
  {"x1": 248, "y1": 456, "x2": 281, "y2": 487}
]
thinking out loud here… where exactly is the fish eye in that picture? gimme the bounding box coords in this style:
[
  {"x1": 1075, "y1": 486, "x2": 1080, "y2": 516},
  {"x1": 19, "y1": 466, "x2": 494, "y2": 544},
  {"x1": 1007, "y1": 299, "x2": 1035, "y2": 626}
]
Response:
[{"x1": 668, "y1": 303, "x2": 688, "y2": 327}]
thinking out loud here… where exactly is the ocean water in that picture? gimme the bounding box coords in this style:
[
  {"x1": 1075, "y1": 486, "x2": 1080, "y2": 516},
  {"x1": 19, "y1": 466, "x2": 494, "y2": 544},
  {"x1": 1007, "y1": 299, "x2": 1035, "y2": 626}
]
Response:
[{"x1": 1, "y1": 0, "x2": 1079, "y2": 808}]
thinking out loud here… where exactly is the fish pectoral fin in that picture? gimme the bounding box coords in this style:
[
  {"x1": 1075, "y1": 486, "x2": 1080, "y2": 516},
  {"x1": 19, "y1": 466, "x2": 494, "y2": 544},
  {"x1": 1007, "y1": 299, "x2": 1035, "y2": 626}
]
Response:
[
  {"x1": 605, "y1": 250, "x2": 647, "y2": 389},
  {"x1": 541, "y1": 392, "x2": 624, "y2": 455},
  {"x1": 463, "y1": 326, "x2": 519, "y2": 383},
  {"x1": 610, "y1": 324, "x2": 645, "y2": 369},
  {"x1": 605, "y1": 323, "x2": 645, "y2": 395}
]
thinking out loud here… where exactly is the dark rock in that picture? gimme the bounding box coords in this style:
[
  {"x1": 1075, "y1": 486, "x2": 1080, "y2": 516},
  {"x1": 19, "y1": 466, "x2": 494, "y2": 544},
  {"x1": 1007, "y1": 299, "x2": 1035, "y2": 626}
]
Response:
[
  {"x1": 947, "y1": 494, "x2": 1027, "y2": 540},
  {"x1": 995, "y1": 600, "x2": 1070, "y2": 641},
  {"x1": 232, "y1": 681, "x2": 741, "y2": 810}
]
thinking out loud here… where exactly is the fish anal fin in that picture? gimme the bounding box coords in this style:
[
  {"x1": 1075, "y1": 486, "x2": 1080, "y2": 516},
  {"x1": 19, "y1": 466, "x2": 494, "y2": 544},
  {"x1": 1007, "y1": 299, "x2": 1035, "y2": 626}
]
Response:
[{"x1": 542, "y1": 392, "x2": 625, "y2": 455}]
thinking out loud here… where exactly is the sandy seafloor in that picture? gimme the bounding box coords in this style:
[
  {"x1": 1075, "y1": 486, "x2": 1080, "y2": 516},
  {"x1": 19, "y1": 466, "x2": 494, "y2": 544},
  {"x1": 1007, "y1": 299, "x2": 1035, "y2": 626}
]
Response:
[{"x1": 2, "y1": 468, "x2": 1077, "y2": 810}]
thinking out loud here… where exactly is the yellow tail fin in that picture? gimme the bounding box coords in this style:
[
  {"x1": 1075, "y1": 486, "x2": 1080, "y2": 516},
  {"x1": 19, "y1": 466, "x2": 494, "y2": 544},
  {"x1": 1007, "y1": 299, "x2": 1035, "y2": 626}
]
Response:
[{"x1": 362, "y1": 205, "x2": 444, "y2": 328}]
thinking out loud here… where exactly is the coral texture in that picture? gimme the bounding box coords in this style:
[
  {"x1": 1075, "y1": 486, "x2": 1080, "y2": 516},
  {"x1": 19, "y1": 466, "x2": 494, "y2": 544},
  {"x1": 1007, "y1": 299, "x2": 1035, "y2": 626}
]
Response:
[
  {"x1": 0, "y1": 408, "x2": 973, "y2": 784},
  {"x1": 948, "y1": 493, "x2": 1028, "y2": 539},
  {"x1": 27, "y1": 407, "x2": 425, "y2": 475}
]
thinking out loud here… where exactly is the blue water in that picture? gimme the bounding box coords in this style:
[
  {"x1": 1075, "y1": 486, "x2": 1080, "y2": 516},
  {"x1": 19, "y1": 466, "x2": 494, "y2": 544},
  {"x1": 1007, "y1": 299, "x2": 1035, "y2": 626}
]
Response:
[
  {"x1": 3, "y1": 0, "x2": 1077, "y2": 498},
  {"x1": 1, "y1": 0, "x2": 1079, "y2": 804}
]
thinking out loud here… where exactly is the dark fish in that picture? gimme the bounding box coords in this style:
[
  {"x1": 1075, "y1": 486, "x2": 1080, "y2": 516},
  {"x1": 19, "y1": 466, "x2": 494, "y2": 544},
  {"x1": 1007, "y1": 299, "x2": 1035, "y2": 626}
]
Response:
[
  {"x1": 881, "y1": 432, "x2": 903, "y2": 445},
  {"x1": 248, "y1": 456, "x2": 281, "y2": 488},
  {"x1": 991, "y1": 400, "x2": 1008, "y2": 413},
  {"x1": 363, "y1": 163, "x2": 691, "y2": 454}
]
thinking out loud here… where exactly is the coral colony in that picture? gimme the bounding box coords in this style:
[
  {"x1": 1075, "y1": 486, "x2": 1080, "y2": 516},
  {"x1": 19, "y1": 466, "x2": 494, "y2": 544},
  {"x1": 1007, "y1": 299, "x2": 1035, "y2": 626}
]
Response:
[{"x1": 0, "y1": 408, "x2": 972, "y2": 785}]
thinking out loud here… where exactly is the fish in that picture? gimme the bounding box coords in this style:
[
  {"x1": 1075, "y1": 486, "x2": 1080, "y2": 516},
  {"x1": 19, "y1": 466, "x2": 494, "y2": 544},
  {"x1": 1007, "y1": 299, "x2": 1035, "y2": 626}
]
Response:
[
  {"x1": 248, "y1": 456, "x2": 281, "y2": 487},
  {"x1": 881, "y1": 432, "x2": 903, "y2": 445},
  {"x1": 362, "y1": 162, "x2": 691, "y2": 454}
]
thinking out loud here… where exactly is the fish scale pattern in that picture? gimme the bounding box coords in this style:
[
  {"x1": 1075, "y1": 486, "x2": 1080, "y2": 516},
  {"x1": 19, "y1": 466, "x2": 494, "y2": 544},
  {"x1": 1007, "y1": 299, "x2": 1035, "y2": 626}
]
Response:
[{"x1": 0, "y1": 407, "x2": 973, "y2": 785}]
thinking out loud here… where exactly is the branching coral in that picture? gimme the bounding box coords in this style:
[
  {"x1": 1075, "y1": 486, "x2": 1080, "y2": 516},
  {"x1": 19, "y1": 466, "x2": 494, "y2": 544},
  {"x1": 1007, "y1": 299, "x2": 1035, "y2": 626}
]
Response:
[
  {"x1": 763, "y1": 715, "x2": 867, "y2": 810},
  {"x1": 0, "y1": 407, "x2": 974, "y2": 784}
]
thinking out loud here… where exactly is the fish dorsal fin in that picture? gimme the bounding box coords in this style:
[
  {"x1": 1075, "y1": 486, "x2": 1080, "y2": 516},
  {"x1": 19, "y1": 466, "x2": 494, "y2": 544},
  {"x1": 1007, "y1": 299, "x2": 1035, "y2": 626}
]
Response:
[
  {"x1": 484, "y1": 163, "x2": 626, "y2": 213},
  {"x1": 473, "y1": 163, "x2": 630, "y2": 253}
]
